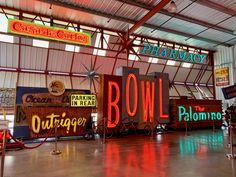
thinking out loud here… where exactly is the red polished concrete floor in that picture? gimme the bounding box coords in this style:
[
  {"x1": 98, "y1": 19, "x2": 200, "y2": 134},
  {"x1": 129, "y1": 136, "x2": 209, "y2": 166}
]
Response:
[{"x1": 4, "y1": 130, "x2": 236, "y2": 177}]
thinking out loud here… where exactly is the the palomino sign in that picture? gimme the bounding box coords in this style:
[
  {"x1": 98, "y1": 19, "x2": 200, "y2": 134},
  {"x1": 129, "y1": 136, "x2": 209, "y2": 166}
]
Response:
[{"x1": 141, "y1": 44, "x2": 207, "y2": 64}]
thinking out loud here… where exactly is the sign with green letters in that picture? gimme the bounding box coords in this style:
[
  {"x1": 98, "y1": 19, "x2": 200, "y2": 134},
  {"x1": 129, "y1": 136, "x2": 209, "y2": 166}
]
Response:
[{"x1": 141, "y1": 43, "x2": 207, "y2": 64}]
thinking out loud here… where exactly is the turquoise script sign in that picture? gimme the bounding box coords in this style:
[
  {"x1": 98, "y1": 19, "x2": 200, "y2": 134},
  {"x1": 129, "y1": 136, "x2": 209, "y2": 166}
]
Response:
[
  {"x1": 178, "y1": 106, "x2": 222, "y2": 122},
  {"x1": 141, "y1": 43, "x2": 207, "y2": 64}
]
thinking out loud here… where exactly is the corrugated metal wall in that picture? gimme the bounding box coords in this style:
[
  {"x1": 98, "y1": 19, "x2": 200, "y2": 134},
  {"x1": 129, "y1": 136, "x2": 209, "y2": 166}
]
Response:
[
  {"x1": 0, "y1": 71, "x2": 17, "y2": 88},
  {"x1": 214, "y1": 46, "x2": 236, "y2": 107},
  {"x1": 0, "y1": 40, "x2": 214, "y2": 99}
]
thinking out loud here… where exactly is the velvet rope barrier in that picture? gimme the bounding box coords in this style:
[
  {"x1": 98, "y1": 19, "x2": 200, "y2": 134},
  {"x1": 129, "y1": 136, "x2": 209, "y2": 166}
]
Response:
[{"x1": 9, "y1": 128, "x2": 55, "y2": 149}]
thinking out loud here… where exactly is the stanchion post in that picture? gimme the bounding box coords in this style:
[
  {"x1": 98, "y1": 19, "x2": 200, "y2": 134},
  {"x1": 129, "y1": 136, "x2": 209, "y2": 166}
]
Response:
[
  {"x1": 1, "y1": 129, "x2": 7, "y2": 177},
  {"x1": 226, "y1": 122, "x2": 236, "y2": 159},
  {"x1": 1, "y1": 109, "x2": 8, "y2": 177},
  {"x1": 51, "y1": 123, "x2": 61, "y2": 155},
  {"x1": 230, "y1": 124, "x2": 233, "y2": 156},
  {"x1": 151, "y1": 122, "x2": 154, "y2": 138},
  {"x1": 103, "y1": 117, "x2": 106, "y2": 144}
]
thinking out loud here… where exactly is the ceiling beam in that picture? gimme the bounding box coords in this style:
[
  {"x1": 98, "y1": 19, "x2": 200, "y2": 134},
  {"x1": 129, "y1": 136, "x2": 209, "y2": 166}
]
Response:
[
  {"x1": 189, "y1": 0, "x2": 236, "y2": 16},
  {"x1": 116, "y1": 0, "x2": 234, "y2": 35},
  {"x1": 37, "y1": 0, "x2": 231, "y2": 46},
  {"x1": 128, "y1": 0, "x2": 170, "y2": 35}
]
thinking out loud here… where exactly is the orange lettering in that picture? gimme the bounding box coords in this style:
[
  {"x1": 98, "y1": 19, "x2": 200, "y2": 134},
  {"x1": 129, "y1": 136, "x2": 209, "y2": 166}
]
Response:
[
  {"x1": 159, "y1": 78, "x2": 168, "y2": 118},
  {"x1": 107, "y1": 81, "x2": 120, "y2": 128},
  {"x1": 141, "y1": 80, "x2": 155, "y2": 122},
  {"x1": 126, "y1": 73, "x2": 138, "y2": 117}
]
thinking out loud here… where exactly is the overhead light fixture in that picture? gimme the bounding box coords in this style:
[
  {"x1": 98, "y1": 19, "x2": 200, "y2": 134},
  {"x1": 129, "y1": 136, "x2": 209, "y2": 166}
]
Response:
[{"x1": 168, "y1": 1, "x2": 177, "y2": 13}]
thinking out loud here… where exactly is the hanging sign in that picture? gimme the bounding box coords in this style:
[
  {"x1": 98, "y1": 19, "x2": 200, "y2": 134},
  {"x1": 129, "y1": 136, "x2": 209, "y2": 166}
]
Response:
[
  {"x1": 71, "y1": 94, "x2": 96, "y2": 107},
  {"x1": 222, "y1": 84, "x2": 236, "y2": 99},
  {"x1": 141, "y1": 43, "x2": 207, "y2": 64},
  {"x1": 8, "y1": 19, "x2": 91, "y2": 46},
  {"x1": 215, "y1": 67, "x2": 229, "y2": 86}
]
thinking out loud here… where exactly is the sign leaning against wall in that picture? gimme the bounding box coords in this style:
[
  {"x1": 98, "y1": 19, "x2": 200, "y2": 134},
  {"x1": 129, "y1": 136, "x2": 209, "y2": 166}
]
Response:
[{"x1": 215, "y1": 67, "x2": 229, "y2": 86}]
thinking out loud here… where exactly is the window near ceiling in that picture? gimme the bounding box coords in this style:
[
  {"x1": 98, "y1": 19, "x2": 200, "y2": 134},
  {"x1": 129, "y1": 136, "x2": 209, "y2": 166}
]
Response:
[
  {"x1": 34, "y1": 19, "x2": 50, "y2": 26},
  {"x1": 182, "y1": 62, "x2": 192, "y2": 68},
  {"x1": 148, "y1": 57, "x2": 158, "y2": 63},
  {"x1": 65, "y1": 44, "x2": 75, "y2": 52},
  {"x1": 80, "y1": 25, "x2": 96, "y2": 32},
  {"x1": 128, "y1": 54, "x2": 139, "y2": 61},
  {"x1": 33, "y1": 39, "x2": 49, "y2": 48},
  {"x1": 166, "y1": 60, "x2": 176, "y2": 66},
  {"x1": 65, "y1": 44, "x2": 80, "y2": 52},
  {"x1": 0, "y1": 13, "x2": 14, "y2": 32},
  {"x1": 32, "y1": 20, "x2": 50, "y2": 48},
  {"x1": 65, "y1": 27, "x2": 81, "y2": 52},
  {"x1": 128, "y1": 39, "x2": 140, "y2": 61},
  {"x1": 4, "y1": 9, "x2": 19, "y2": 16},
  {"x1": 0, "y1": 13, "x2": 14, "y2": 43},
  {"x1": 93, "y1": 33, "x2": 110, "y2": 56},
  {"x1": 0, "y1": 34, "x2": 14, "y2": 43},
  {"x1": 133, "y1": 39, "x2": 140, "y2": 53},
  {"x1": 201, "y1": 50, "x2": 209, "y2": 54}
]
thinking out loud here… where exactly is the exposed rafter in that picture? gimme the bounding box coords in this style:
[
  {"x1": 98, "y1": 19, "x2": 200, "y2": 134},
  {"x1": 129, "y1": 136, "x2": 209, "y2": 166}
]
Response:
[
  {"x1": 128, "y1": 0, "x2": 170, "y2": 35},
  {"x1": 37, "y1": 0, "x2": 231, "y2": 46},
  {"x1": 116, "y1": 0, "x2": 234, "y2": 35}
]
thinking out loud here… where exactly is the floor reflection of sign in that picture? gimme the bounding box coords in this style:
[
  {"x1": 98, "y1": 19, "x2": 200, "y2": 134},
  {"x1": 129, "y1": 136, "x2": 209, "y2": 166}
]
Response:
[
  {"x1": 0, "y1": 120, "x2": 8, "y2": 130},
  {"x1": 215, "y1": 67, "x2": 229, "y2": 86},
  {"x1": 71, "y1": 94, "x2": 96, "y2": 107}
]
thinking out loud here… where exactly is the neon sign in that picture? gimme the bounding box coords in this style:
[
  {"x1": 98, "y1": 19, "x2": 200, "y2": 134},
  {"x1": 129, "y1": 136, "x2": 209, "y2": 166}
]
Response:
[
  {"x1": 31, "y1": 112, "x2": 87, "y2": 134},
  {"x1": 100, "y1": 67, "x2": 170, "y2": 128},
  {"x1": 141, "y1": 43, "x2": 207, "y2": 64},
  {"x1": 178, "y1": 105, "x2": 222, "y2": 122},
  {"x1": 8, "y1": 19, "x2": 91, "y2": 46}
]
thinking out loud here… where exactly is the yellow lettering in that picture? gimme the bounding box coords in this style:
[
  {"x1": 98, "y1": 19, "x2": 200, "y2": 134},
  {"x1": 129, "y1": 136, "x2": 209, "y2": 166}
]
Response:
[
  {"x1": 46, "y1": 113, "x2": 60, "y2": 127},
  {"x1": 82, "y1": 118, "x2": 86, "y2": 127},
  {"x1": 42, "y1": 120, "x2": 50, "y2": 130},
  {"x1": 31, "y1": 113, "x2": 88, "y2": 134},
  {"x1": 64, "y1": 118, "x2": 71, "y2": 133},
  {"x1": 77, "y1": 118, "x2": 83, "y2": 126},
  {"x1": 32, "y1": 115, "x2": 40, "y2": 133},
  {"x1": 71, "y1": 118, "x2": 77, "y2": 132}
]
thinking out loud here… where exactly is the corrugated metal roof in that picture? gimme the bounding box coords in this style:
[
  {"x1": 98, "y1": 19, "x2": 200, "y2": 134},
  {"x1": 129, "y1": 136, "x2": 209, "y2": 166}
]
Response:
[
  {"x1": 219, "y1": 17, "x2": 236, "y2": 31},
  {"x1": 210, "y1": 0, "x2": 236, "y2": 10},
  {"x1": 0, "y1": 0, "x2": 235, "y2": 48},
  {"x1": 179, "y1": 1, "x2": 230, "y2": 24}
]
